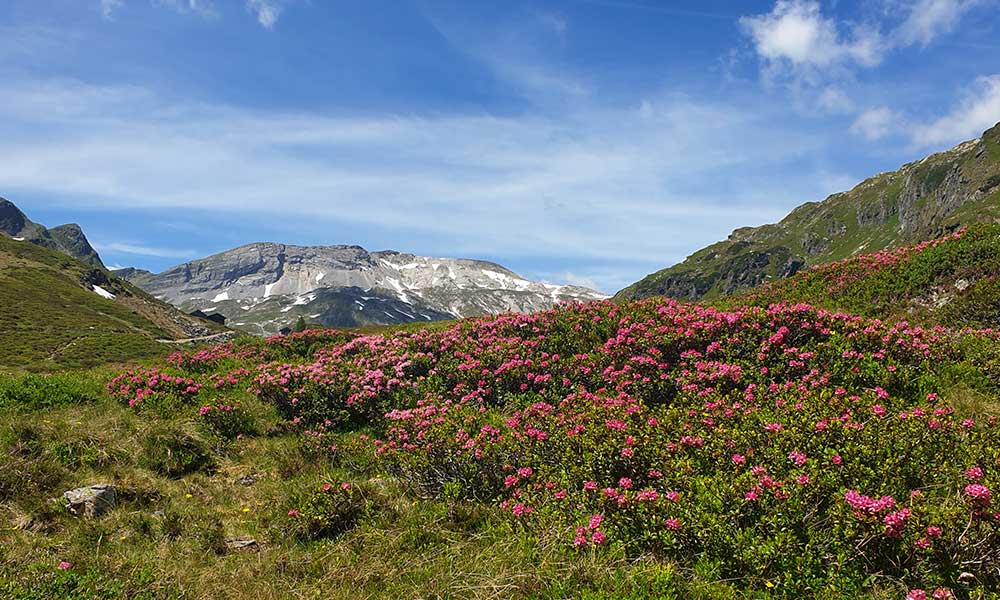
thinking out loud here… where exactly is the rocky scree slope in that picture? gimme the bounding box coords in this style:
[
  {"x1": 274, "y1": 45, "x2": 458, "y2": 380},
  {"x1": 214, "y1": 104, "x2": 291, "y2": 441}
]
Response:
[
  {"x1": 118, "y1": 243, "x2": 608, "y2": 335},
  {"x1": 617, "y1": 122, "x2": 1000, "y2": 301},
  {"x1": 0, "y1": 197, "x2": 104, "y2": 268}
]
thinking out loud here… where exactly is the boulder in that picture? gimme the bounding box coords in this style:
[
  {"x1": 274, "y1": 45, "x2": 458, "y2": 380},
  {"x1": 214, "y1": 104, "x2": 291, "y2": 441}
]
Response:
[{"x1": 63, "y1": 484, "x2": 116, "y2": 518}]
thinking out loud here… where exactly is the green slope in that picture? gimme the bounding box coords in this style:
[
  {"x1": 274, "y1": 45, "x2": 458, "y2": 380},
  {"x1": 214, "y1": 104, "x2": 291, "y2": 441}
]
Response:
[
  {"x1": 714, "y1": 223, "x2": 1000, "y2": 328},
  {"x1": 0, "y1": 235, "x2": 225, "y2": 371},
  {"x1": 617, "y1": 122, "x2": 1000, "y2": 301}
]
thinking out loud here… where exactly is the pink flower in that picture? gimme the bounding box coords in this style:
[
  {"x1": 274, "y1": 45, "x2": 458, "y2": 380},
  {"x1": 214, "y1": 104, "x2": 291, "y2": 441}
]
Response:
[
  {"x1": 932, "y1": 588, "x2": 953, "y2": 599},
  {"x1": 965, "y1": 483, "x2": 992, "y2": 505},
  {"x1": 618, "y1": 477, "x2": 633, "y2": 489},
  {"x1": 907, "y1": 590, "x2": 926, "y2": 600},
  {"x1": 965, "y1": 466, "x2": 983, "y2": 480},
  {"x1": 58, "y1": 561, "x2": 72, "y2": 570},
  {"x1": 796, "y1": 474, "x2": 811, "y2": 485},
  {"x1": 788, "y1": 450, "x2": 807, "y2": 466},
  {"x1": 588, "y1": 514, "x2": 603, "y2": 530},
  {"x1": 591, "y1": 530, "x2": 607, "y2": 545},
  {"x1": 731, "y1": 454, "x2": 746, "y2": 465},
  {"x1": 831, "y1": 454, "x2": 843, "y2": 465},
  {"x1": 516, "y1": 467, "x2": 533, "y2": 477},
  {"x1": 664, "y1": 518, "x2": 681, "y2": 531},
  {"x1": 287, "y1": 509, "x2": 300, "y2": 517},
  {"x1": 926, "y1": 526, "x2": 942, "y2": 538},
  {"x1": 665, "y1": 491, "x2": 679, "y2": 502},
  {"x1": 573, "y1": 526, "x2": 588, "y2": 547},
  {"x1": 583, "y1": 481, "x2": 597, "y2": 491}
]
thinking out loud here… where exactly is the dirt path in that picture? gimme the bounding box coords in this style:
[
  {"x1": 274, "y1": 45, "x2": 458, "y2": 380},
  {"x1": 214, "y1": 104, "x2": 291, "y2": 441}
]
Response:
[{"x1": 156, "y1": 332, "x2": 234, "y2": 344}]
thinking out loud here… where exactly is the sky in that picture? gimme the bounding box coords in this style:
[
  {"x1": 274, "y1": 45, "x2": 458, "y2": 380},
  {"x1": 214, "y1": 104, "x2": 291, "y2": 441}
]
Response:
[{"x1": 1, "y1": 0, "x2": 998, "y2": 293}]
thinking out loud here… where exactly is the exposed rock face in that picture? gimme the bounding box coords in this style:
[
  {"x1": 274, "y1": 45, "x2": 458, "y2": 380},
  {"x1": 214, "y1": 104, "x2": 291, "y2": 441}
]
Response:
[
  {"x1": 121, "y1": 244, "x2": 608, "y2": 335},
  {"x1": 0, "y1": 198, "x2": 104, "y2": 267},
  {"x1": 63, "y1": 484, "x2": 117, "y2": 518},
  {"x1": 618, "y1": 122, "x2": 1000, "y2": 302}
]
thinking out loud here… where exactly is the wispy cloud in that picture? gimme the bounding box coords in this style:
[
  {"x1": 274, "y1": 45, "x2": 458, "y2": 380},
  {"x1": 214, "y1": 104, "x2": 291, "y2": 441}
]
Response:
[
  {"x1": 0, "y1": 76, "x2": 845, "y2": 290},
  {"x1": 912, "y1": 74, "x2": 1000, "y2": 147},
  {"x1": 245, "y1": 0, "x2": 287, "y2": 29},
  {"x1": 894, "y1": 0, "x2": 984, "y2": 46},
  {"x1": 100, "y1": 0, "x2": 125, "y2": 19},
  {"x1": 850, "y1": 106, "x2": 901, "y2": 140},
  {"x1": 95, "y1": 242, "x2": 198, "y2": 259}
]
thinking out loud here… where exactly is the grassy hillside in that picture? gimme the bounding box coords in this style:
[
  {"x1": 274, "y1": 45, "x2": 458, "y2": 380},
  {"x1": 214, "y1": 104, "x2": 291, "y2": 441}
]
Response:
[
  {"x1": 0, "y1": 236, "x2": 225, "y2": 371},
  {"x1": 3, "y1": 294, "x2": 1000, "y2": 597},
  {"x1": 618, "y1": 122, "x2": 1000, "y2": 302},
  {"x1": 718, "y1": 224, "x2": 1000, "y2": 329}
]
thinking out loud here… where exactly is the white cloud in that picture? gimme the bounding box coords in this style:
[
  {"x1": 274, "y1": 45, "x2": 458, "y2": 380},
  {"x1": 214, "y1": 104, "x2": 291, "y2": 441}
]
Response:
[
  {"x1": 912, "y1": 75, "x2": 1000, "y2": 146},
  {"x1": 95, "y1": 242, "x2": 198, "y2": 259},
  {"x1": 739, "y1": 1, "x2": 884, "y2": 74},
  {"x1": 850, "y1": 106, "x2": 901, "y2": 140},
  {"x1": 894, "y1": 0, "x2": 983, "y2": 46},
  {"x1": 245, "y1": 0, "x2": 286, "y2": 29},
  {"x1": 154, "y1": 0, "x2": 217, "y2": 18},
  {"x1": 817, "y1": 86, "x2": 855, "y2": 113},
  {"x1": 100, "y1": 0, "x2": 125, "y2": 19},
  {"x1": 0, "y1": 77, "x2": 844, "y2": 290}
]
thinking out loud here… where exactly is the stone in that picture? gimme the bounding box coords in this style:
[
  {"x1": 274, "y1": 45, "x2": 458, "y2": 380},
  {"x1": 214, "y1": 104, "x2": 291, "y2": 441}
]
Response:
[
  {"x1": 225, "y1": 538, "x2": 259, "y2": 551},
  {"x1": 63, "y1": 484, "x2": 116, "y2": 518}
]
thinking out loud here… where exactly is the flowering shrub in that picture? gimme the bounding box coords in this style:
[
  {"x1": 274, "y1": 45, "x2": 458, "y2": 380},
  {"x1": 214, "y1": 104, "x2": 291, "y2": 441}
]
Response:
[
  {"x1": 107, "y1": 250, "x2": 1000, "y2": 594},
  {"x1": 107, "y1": 368, "x2": 202, "y2": 408}
]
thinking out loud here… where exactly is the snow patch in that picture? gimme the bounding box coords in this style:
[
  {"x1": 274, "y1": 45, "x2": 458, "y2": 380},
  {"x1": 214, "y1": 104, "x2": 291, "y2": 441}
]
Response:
[
  {"x1": 92, "y1": 285, "x2": 116, "y2": 300},
  {"x1": 11, "y1": 237, "x2": 24, "y2": 241},
  {"x1": 315, "y1": 272, "x2": 325, "y2": 283},
  {"x1": 212, "y1": 291, "x2": 230, "y2": 302},
  {"x1": 264, "y1": 282, "x2": 277, "y2": 298}
]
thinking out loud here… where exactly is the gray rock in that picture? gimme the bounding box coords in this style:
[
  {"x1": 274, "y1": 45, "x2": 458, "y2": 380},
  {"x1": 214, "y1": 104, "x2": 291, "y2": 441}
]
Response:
[
  {"x1": 63, "y1": 484, "x2": 116, "y2": 518},
  {"x1": 225, "y1": 538, "x2": 258, "y2": 551}
]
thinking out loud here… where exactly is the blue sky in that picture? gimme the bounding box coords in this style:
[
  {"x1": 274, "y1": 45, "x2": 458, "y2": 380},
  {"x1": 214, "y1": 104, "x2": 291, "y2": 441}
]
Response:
[{"x1": 1, "y1": 0, "x2": 998, "y2": 292}]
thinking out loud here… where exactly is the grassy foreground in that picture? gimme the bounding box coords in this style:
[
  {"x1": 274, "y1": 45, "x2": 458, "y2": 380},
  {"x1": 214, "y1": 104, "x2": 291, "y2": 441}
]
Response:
[{"x1": 4, "y1": 228, "x2": 1000, "y2": 599}]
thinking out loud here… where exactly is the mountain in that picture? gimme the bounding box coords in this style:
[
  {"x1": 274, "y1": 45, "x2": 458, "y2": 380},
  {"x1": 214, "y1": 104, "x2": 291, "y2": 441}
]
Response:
[
  {"x1": 117, "y1": 243, "x2": 608, "y2": 335},
  {"x1": 0, "y1": 197, "x2": 104, "y2": 267},
  {"x1": 0, "y1": 224, "x2": 227, "y2": 371},
  {"x1": 617, "y1": 122, "x2": 1000, "y2": 301}
]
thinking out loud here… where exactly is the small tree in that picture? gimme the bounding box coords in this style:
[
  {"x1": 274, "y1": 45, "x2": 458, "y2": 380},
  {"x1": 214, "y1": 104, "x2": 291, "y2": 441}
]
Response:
[{"x1": 292, "y1": 316, "x2": 307, "y2": 333}]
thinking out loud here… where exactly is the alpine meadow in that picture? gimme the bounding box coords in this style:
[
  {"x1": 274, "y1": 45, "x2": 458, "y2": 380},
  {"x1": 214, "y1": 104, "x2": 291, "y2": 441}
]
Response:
[{"x1": 2, "y1": 1, "x2": 1000, "y2": 599}]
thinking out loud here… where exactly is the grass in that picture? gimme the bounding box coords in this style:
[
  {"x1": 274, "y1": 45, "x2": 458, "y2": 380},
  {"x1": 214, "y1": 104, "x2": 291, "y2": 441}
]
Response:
[
  {"x1": 0, "y1": 376, "x2": 770, "y2": 599},
  {"x1": 0, "y1": 236, "x2": 224, "y2": 371}
]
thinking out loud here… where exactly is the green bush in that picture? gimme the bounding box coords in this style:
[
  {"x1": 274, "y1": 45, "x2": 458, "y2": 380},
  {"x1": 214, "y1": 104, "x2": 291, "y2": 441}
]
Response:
[
  {"x1": 138, "y1": 424, "x2": 213, "y2": 478},
  {"x1": 284, "y1": 480, "x2": 387, "y2": 541},
  {"x1": 0, "y1": 372, "x2": 102, "y2": 412}
]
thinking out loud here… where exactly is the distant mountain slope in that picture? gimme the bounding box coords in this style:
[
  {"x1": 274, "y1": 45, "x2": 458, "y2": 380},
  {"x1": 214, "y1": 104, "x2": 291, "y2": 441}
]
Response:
[
  {"x1": 0, "y1": 234, "x2": 225, "y2": 371},
  {"x1": 617, "y1": 122, "x2": 1000, "y2": 301},
  {"x1": 118, "y1": 243, "x2": 608, "y2": 335},
  {"x1": 716, "y1": 224, "x2": 1000, "y2": 328},
  {"x1": 0, "y1": 197, "x2": 104, "y2": 267}
]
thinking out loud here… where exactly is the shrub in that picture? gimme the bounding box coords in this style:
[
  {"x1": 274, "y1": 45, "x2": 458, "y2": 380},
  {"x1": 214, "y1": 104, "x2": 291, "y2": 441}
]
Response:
[
  {"x1": 138, "y1": 425, "x2": 213, "y2": 478},
  {"x1": 0, "y1": 372, "x2": 102, "y2": 412},
  {"x1": 197, "y1": 403, "x2": 256, "y2": 440},
  {"x1": 284, "y1": 480, "x2": 387, "y2": 541}
]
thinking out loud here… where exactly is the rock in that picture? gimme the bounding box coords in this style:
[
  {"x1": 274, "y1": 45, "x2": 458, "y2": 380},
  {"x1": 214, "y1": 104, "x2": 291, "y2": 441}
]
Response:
[
  {"x1": 225, "y1": 538, "x2": 258, "y2": 551},
  {"x1": 63, "y1": 484, "x2": 116, "y2": 518}
]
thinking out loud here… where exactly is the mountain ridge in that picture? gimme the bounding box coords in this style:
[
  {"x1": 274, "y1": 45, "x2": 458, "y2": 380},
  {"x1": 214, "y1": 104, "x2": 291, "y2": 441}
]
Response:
[
  {"x1": 0, "y1": 198, "x2": 104, "y2": 267},
  {"x1": 118, "y1": 241, "x2": 608, "y2": 335},
  {"x1": 616, "y1": 122, "x2": 1000, "y2": 301}
]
